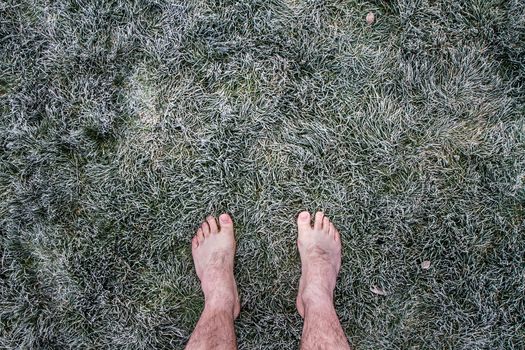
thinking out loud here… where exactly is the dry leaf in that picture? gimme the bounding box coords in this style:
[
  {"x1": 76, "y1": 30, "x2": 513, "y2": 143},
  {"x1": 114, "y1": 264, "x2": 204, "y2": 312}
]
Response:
[
  {"x1": 370, "y1": 285, "x2": 387, "y2": 296},
  {"x1": 421, "y1": 260, "x2": 431, "y2": 269},
  {"x1": 366, "y1": 12, "x2": 375, "y2": 25}
]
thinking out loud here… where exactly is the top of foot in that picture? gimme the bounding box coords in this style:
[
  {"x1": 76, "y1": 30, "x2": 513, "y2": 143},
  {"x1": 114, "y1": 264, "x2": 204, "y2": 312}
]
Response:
[
  {"x1": 296, "y1": 211, "x2": 342, "y2": 318},
  {"x1": 191, "y1": 213, "x2": 240, "y2": 318}
]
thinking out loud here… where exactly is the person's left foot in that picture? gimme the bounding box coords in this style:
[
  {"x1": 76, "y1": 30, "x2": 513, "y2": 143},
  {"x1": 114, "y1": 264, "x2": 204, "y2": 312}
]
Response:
[{"x1": 191, "y1": 214, "x2": 240, "y2": 318}]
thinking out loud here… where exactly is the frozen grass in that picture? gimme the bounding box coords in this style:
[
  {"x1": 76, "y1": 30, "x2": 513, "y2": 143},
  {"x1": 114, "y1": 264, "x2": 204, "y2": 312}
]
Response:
[{"x1": 1, "y1": 0, "x2": 524, "y2": 348}]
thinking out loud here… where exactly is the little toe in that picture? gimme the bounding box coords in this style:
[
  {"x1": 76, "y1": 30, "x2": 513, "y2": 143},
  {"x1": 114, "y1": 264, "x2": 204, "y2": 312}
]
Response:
[
  {"x1": 197, "y1": 228, "x2": 204, "y2": 243},
  {"x1": 207, "y1": 216, "x2": 218, "y2": 234},
  {"x1": 323, "y1": 216, "x2": 330, "y2": 233},
  {"x1": 297, "y1": 211, "x2": 312, "y2": 232},
  {"x1": 314, "y1": 211, "x2": 324, "y2": 230},
  {"x1": 328, "y1": 222, "x2": 336, "y2": 239},
  {"x1": 192, "y1": 236, "x2": 199, "y2": 249},
  {"x1": 201, "y1": 221, "x2": 210, "y2": 237},
  {"x1": 334, "y1": 228, "x2": 341, "y2": 242}
]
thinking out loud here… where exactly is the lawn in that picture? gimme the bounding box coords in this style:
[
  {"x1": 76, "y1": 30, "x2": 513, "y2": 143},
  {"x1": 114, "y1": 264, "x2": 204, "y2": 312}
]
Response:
[{"x1": 1, "y1": 0, "x2": 524, "y2": 349}]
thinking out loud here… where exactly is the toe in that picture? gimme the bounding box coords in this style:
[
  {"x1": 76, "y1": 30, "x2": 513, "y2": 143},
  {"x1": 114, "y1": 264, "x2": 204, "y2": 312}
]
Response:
[
  {"x1": 219, "y1": 213, "x2": 233, "y2": 232},
  {"x1": 334, "y1": 228, "x2": 341, "y2": 242},
  {"x1": 297, "y1": 211, "x2": 312, "y2": 231},
  {"x1": 323, "y1": 216, "x2": 330, "y2": 233},
  {"x1": 197, "y1": 228, "x2": 204, "y2": 243},
  {"x1": 202, "y1": 222, "x2": 210, "y2": 237},
  {"x1": 314, "y1": 211, "x2": 324, "y2": 230},
  {"x1": 329, "y1": 222, "x2": 336, "y2": 239},
  {"x1": 191, "y1": 236, "x2": 199, "y2": 248},
  {"x1": 207, "y1": 216, "x2": 218, "y2": 234}
]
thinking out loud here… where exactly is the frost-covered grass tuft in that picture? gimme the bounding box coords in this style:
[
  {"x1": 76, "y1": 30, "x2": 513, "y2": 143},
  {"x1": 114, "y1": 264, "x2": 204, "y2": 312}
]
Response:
[{"x1": 1, "y1": 0, "x2": 524, "y2": 349}]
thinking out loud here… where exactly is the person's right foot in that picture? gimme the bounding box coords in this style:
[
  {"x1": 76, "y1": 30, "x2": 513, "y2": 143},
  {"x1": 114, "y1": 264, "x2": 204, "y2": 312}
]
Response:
[{"x1": 296, "y1": 211, "x2": 342, "y2": 318}]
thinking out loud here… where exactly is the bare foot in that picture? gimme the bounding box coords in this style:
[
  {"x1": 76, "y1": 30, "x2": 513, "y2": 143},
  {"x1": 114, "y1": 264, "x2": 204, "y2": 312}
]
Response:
[
  {"x1": 296, "y1": 211, "x2": 342, "y2": 318},
  {"x1": 191, "y1": 213, "x2": 240, "y2": 318}
]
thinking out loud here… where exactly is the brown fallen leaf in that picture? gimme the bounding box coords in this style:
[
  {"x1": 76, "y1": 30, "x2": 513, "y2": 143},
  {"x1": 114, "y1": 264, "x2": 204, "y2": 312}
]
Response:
[
  {"x1": 370, "y1": 285, "x2": 387, "y2": 296},
  {"x1": 421, "y1": 260, "x2": 431, "y2": 269}
]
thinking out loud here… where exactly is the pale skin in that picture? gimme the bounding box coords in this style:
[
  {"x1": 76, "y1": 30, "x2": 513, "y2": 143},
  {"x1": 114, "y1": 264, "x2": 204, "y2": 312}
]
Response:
[{"x1": 185, "y1": 211, "x2": 350, "y2": 350}]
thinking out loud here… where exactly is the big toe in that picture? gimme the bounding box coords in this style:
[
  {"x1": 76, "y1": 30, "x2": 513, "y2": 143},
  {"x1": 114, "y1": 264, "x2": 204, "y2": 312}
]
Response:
[
  {"x1": 297, "y1": 211, "x2": 312, "y2": 233},
  {"x1": 219, "y1": 213, "x2": 234, "y2": 233}
]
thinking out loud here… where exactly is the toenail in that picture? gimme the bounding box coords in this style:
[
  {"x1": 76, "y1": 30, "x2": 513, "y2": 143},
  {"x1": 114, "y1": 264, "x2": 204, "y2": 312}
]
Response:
[
  {"x1": 220, "y1": 214, "x2": 231, "y2": 223},
  {"x1": 300, "y1": 212, "x2": 309, "y2": 220}
]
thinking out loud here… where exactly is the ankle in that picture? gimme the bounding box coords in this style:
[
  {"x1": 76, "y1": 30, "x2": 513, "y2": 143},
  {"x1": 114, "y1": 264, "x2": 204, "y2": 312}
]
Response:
[
  {"x1": 303, "y1": 297, "x2": 336, "y2": 316},
  {"x1": 201, "y1": 271, "x2": 234, "y2": 296},
  {"x1": 203, "y1": 282, "x2": 236, "y2": 308},
  {"x1": 302, "y1": 295, "x2": 334, "y2": 309},
  {"x1": 204, "y1": 296, "x2": 236, "y2": 315},
  {"x1": 301, "y1": 286, "x2": 334, "y2": 308}
]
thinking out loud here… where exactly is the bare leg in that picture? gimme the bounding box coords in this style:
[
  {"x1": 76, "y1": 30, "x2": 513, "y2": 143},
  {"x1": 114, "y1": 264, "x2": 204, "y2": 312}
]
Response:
[
  {"x1": 296, "y1": 211, "x2": 351, "y2": 350},
  {"x1": 185, "y1": 214, "x2": 240, "y2": 350}
]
